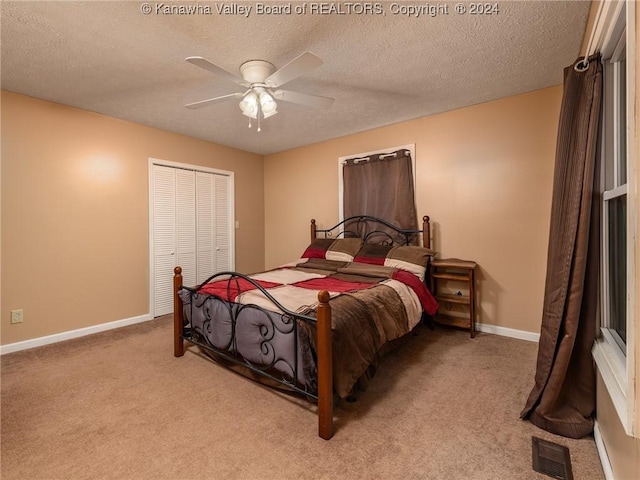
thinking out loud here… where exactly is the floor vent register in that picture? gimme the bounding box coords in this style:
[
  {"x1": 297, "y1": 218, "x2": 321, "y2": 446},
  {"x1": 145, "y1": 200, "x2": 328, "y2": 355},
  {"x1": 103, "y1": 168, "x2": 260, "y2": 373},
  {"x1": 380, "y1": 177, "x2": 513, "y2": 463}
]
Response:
[{"x1": 532, "y1": 436, "x2": 574, "y2": 480}]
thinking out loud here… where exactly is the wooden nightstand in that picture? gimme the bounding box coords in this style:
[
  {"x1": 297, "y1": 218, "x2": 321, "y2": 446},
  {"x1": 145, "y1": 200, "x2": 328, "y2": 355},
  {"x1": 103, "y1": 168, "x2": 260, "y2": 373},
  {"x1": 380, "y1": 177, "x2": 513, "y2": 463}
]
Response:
[{"x1": 430, "y1": 258, "x2": 477, "y2": 337}]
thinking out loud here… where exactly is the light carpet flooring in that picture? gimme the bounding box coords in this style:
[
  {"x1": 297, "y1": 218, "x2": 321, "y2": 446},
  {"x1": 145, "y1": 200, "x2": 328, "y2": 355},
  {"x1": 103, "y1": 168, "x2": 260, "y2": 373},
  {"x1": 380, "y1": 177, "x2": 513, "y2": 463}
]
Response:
[{"x1": 1, "y1": 316, "x2": 604, "y2": 479}]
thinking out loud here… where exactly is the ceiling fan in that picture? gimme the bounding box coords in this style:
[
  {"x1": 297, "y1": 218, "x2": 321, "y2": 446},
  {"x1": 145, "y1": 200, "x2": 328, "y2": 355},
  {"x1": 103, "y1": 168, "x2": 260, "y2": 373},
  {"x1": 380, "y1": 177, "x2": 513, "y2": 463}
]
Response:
[{"x1": 185, "y1": 52, "x2": 334, "y2": 131}]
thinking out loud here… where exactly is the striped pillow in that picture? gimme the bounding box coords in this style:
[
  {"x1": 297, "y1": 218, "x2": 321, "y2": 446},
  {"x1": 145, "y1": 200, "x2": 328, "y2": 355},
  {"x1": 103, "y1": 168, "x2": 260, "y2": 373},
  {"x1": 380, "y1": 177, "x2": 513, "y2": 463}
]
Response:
[
  {"x1": 355, "y1": 244, "x2": 436, "y2": 281},
  {"x1": 301, "y1": 238, "x2": 364, "y2": 262},
  {"x1": 353, "y1": 244, "x2": 394, "y2": 265}
]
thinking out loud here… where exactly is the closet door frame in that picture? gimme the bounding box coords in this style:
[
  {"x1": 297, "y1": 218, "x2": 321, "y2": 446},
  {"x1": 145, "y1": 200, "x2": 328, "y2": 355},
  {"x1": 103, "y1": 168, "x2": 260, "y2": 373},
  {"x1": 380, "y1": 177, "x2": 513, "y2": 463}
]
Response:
[{"x1": 148, "y1": 157, "x2": 235, "y2": 317}]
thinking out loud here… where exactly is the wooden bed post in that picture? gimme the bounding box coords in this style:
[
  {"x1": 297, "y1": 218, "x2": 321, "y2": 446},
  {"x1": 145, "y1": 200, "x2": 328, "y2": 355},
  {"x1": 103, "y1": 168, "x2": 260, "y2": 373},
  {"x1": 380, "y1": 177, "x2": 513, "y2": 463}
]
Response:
[
  {"x1": 310, "y1": 218, "x2": 317, "y2": 241},
  {"x1": 422, "y1": 215, "x2": 431, "y2": 249},
  {"x1": 316, "y1": 290, "x2": 333, "y2": 440},
  {"x1": 173, "y1": 266, "x2": 185, "y2": 357}
]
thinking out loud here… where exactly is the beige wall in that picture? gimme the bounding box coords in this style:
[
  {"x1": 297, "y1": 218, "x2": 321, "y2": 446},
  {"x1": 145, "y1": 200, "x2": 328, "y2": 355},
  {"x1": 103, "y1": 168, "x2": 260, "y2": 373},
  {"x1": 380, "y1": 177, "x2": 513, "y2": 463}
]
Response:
[
  {"x1": 597, "y1": 373, "x2": 640, "y2": 479},
  {"x1": 1, "y1": 90, "x2": 264, "y2": 345},
  {"x1": 264, "y1": 86, "x2": 562, "y2": 334}
]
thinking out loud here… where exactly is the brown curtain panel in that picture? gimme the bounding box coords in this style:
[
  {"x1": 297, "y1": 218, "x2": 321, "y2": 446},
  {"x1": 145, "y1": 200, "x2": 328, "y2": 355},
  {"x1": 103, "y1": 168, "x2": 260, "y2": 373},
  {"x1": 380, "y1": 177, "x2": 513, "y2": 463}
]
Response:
[
  {"x1": 521, "y1": 56, "x2": 602, "y2": 439},
  {"x1": 343, "y1": 149, "x2": 418, "y2": 239}
]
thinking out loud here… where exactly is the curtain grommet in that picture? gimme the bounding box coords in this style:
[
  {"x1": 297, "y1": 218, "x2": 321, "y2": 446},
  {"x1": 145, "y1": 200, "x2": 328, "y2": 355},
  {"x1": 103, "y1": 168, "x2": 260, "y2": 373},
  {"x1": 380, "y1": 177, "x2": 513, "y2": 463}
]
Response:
[{"x1": 574, "y1": 59, "x2": 589, "y2": 72}]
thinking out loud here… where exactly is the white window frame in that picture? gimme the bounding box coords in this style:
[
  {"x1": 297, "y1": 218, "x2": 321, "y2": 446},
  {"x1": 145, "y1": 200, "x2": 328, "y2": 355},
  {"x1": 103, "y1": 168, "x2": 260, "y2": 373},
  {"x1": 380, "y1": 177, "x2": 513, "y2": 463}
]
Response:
[
  {"x1": 591, "y1": 0, "x2": 638, "y2": 438},
  {"x1": 337, "y1": 144, "x2": 416, "y2": 222}
]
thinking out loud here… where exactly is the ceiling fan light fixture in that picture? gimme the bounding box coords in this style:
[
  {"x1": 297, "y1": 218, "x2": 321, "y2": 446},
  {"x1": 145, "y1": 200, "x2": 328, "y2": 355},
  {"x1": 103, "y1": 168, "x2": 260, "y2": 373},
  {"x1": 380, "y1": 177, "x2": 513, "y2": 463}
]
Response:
[
  {"x1": 259, "y1": 91, "x2": 278, "y2": 116},
  {"x1": 239, "y1": 92, "x2": 258, "y2": 117},
  {"x1": 262, "y1": 108, "x2": 278, "y2": 119},
  {"x1": 184, "y1": 52, "x2": 334, "y2": 131}
]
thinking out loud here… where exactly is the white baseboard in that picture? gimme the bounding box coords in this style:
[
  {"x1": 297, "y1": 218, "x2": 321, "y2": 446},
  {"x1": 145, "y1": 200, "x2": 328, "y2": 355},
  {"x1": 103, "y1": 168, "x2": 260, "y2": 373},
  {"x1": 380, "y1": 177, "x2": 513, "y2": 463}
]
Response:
[
  {"x1": 476, "y1": 322, "x2": 540, "y2": 343},
  {"x1": 2, "y1": 316, "x2": 537, "y2": 354},
  {"x1": 594, "y1": 420, "x2": 615, "y2": 480},
  {"x1": 0, "y1": 313, "x2": 154, "y2": 355}
]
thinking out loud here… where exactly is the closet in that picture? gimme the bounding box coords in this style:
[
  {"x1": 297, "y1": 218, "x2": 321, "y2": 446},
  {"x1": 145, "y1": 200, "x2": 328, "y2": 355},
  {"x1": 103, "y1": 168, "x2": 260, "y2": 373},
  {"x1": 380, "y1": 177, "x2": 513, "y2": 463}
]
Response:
[{"x1": 151, "y1": 162, "x2": 233, "y2": 317}]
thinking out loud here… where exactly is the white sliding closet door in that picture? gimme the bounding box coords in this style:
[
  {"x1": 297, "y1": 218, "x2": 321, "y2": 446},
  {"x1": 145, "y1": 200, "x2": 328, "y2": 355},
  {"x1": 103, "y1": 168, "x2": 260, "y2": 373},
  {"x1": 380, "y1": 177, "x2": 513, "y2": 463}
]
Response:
[
  {"x1": 214, "y1": 174, "x2": 232, "y2": 273},
  {"x1": 151, "y1": 163, "x2": 233, "y2": 317},
  {"x1": 175, "y1": 169, "x2": 197, "y2": 289},
  {"x1": 152, "y1": 165, "x2": 177, "y2": 317},
  {"x1": 195, "y1": 172, "x2": 232, "y2": 283},
  {"x1": 196, "y1": 171, "x2": 215, "y2": 284}
]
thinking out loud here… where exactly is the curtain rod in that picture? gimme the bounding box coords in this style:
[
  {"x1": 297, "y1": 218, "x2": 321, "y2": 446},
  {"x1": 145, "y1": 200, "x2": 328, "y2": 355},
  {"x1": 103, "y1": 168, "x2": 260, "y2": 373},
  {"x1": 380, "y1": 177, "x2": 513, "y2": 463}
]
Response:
[
  {"x1": 343, "y1": 150, "x2": 409, "y2": 164},
  {"x1": 575, "y1": 1, "x2": 604, "y2": 72},
  {"x1": 350, "y1": 153, "x2": 397, "y2": 164}
]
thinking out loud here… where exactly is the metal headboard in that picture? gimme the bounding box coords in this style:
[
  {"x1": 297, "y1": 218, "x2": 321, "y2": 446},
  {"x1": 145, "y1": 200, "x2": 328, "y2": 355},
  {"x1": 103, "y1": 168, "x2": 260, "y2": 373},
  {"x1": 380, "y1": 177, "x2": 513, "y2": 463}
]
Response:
[{"x1": 310, "y1": 215, "x2": 431, "y2": 248}]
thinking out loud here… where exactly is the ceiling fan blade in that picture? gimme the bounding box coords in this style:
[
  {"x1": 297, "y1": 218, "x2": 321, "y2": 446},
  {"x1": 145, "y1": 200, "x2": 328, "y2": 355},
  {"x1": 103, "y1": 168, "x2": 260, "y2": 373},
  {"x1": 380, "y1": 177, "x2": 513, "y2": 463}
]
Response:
[
  {"x1": 185, "y1": 92, "x2": 244, "y2": 109},
  {"x1": 273, "y1": 89, "x2": 334, "y2": 109},
  {"x1": 186, "y1": 57, "x2": 250, "y2": 87},
  {"x1": 265, "y1": 52, "x2": 324, "y2": 88}
]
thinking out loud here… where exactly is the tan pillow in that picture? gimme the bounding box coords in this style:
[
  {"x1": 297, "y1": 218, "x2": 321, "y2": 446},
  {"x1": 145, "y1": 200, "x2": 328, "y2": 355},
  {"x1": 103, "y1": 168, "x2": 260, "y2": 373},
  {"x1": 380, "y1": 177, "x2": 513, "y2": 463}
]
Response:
[{"x1": 383, "y1": 246, "x2": 437, "y2": 281}]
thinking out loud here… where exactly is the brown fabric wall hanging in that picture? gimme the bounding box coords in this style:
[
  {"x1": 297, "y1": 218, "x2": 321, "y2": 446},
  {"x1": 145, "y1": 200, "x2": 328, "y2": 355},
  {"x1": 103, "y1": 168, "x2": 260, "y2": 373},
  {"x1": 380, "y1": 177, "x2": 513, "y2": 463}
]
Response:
[{"x1": 520, "y1": 55, "x2": 602, "y2": 439}]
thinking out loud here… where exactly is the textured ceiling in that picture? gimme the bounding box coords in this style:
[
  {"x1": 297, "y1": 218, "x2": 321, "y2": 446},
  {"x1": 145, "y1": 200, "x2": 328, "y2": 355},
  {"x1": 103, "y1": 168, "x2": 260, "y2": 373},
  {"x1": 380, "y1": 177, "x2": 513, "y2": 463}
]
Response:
[{"x1": 1, "y1": 1, "x2": 590, "y2": 155}]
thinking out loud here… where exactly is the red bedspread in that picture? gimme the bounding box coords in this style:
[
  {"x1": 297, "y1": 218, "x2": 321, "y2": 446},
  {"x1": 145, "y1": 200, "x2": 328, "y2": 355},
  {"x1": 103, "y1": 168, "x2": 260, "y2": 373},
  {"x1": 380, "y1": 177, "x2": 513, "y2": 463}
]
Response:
[
  {"x1": 197, "y1": 261, "x2": 437, "y2": 316},
  {"x1": 198, "y1": 278, "x2": 280, "y2": 299},
  {"x1": 188, "y1": 259, "x2": 438, "y2": 398}
]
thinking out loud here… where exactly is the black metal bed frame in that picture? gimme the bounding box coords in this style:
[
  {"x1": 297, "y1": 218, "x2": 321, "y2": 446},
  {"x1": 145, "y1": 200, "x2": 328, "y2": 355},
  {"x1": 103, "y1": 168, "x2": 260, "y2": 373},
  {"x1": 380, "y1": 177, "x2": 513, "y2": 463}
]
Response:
[
  {"x1": 173, "y1": 214, "x2": 431, "y2": 439},
  {"x1": 179, "y1": 272, "x2": 319, "y2": 400},
  {"x1": 312, "y1": 215, "x2": 428, "y2": 247}
]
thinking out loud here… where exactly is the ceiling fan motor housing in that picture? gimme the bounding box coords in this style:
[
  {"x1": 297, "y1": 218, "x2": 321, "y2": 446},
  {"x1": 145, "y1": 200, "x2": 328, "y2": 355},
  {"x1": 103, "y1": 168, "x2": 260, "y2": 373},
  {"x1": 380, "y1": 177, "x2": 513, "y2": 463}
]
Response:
[{"x1": 239, "y1": 60, "x2": 276, "y2": 85}]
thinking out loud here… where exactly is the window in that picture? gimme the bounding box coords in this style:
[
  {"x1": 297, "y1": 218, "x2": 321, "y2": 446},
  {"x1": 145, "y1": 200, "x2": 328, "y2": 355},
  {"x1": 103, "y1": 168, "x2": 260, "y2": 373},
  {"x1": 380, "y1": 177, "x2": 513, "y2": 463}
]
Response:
[
  {"x1": 591, "y1": 0, "x2": 638, "y2": 437},
  {"x1": 337, "y1": 144, "x2": 417, "y2": 226},
  {"x1": 602, "y1": 32, "x2": 628, "y2": 352}
]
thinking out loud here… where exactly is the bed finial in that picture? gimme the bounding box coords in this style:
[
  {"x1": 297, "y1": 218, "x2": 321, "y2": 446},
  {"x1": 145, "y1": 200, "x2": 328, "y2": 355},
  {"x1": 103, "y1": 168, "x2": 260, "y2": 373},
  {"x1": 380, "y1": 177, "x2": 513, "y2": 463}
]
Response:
[
  {"x1": 422, "y1": 216, "x2": 431, "y2": 249},
  {"x1": 311, "y1": 219, "x2": 317, "y2": 241},
  {"x1": 174, "y1": 266, "x2": 182, "y2": 275}
]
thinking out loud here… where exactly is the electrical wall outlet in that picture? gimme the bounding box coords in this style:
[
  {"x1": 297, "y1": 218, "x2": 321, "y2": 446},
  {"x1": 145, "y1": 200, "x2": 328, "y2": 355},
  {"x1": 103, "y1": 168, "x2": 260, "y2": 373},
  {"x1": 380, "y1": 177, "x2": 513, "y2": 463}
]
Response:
[{"x1": 10, "y1": 309, "x2": 23, "y2": 324}]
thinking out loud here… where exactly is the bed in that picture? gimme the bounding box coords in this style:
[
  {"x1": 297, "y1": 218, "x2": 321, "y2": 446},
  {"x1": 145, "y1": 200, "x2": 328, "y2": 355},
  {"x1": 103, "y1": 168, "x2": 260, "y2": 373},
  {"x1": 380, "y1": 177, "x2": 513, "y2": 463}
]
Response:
[{"x1": 173, "y1": 215, "x2": 438, "y2": 439}]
